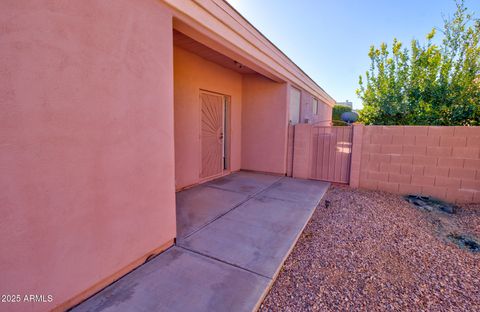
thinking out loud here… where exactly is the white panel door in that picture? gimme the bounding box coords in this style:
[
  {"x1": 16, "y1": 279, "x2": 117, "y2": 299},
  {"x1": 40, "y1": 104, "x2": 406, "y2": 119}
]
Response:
[{"x1": 289, "y1": 87, "x2": 301, "y2": 125}]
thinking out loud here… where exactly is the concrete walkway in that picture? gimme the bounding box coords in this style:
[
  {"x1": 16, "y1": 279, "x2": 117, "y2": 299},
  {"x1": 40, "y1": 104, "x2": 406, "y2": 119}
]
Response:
[{"x1": 72, "y1": 172, "x2": 329, "y2": 312}]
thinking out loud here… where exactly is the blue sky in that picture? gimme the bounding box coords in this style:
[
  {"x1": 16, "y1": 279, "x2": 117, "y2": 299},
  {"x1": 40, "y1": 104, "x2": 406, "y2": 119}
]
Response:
[{"x1": 226, "y1": 0, "x2": 480, "y2": 109}]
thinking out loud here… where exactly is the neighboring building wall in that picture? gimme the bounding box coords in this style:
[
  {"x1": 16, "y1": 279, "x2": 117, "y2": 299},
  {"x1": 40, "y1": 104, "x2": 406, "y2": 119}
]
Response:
[
  {"x1": 0, "y1": 1, "x2": 176, "y2": 311},
  {"x1": 299, "y1": 88, "x2": 332, "y2": 125},
  {"x1": 174, "y1": 46, "x2": 242, "y2": 189},
  {"x1": 242, "y1": 74, "x2": 288, "y2": 174},
  {"x1": 299, "y1": 89, "x2": 313, "y2": 124},
  {"x1": 317, "y1": 103, "x2": 333, "y2": 126},
  {"x1": 351, "y1": 125, "x2": 480, "y2": 203}
]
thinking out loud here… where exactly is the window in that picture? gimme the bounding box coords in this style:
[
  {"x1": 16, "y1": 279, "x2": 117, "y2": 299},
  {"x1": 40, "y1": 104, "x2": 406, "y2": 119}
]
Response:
[{"x1": 312, "y1": 98, "x2": 318, "y2": 115}]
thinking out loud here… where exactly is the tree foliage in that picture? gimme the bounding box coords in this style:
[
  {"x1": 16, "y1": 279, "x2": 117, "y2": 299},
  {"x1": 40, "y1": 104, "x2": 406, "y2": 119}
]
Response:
[
  {"x1": 357, "y1": 0, "x2": 480, "y2": 125},
  {"x1": 332, "y1": 105, "x2": 352, "y2": 120}
]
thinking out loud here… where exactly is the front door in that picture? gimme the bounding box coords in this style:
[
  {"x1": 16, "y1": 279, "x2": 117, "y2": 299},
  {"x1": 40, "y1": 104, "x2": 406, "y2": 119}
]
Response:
[{"x1": 200, "y1": 92, "x2": 225, "y2": 179}]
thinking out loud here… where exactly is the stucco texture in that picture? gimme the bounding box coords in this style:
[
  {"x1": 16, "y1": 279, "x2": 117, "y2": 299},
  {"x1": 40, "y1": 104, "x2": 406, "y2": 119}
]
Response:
[
  {"x1": 242, "y1": 75, "x2": 289, "y2": 174},
  {"x1": 0, "y1": 1, "x2": 176, "y2": 311},
  {"x1": 299, "y1": 88, "x2": 332, "y2": 126}
]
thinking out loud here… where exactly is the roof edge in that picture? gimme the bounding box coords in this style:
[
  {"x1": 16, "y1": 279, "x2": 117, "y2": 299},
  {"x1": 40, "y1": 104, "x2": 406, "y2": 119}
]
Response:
[
  {"x1": 221, "y1": 0, "x2": 335, "y2": 104},
  {"x1": 162, "y1": 0, "x2": 336, "y2": 106}
]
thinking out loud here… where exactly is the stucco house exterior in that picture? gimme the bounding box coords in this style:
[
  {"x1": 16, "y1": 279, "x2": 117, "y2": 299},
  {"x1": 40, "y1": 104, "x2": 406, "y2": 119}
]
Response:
[{"x1": 0, "y1": 1, "x2": 334, "y2": 311}]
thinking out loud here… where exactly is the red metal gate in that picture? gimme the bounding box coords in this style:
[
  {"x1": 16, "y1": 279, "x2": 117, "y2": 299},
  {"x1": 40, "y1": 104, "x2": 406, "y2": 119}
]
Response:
[{"x1": 311, "y1": 126, "x2": 353, "y2": 183}]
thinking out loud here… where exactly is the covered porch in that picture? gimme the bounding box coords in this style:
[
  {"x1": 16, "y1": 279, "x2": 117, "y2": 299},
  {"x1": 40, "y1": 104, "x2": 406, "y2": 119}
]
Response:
[
  {"x1": 172, "y1": 27, "x2": 291, "y2": 191},
  {"x1": 72, "y1": 172, "x2": 329, "y2": 312}
]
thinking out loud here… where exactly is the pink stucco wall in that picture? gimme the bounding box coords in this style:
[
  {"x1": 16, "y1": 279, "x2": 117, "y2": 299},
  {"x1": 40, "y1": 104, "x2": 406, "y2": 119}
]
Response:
[
  {"x1": 316, "y1": 104, "x2": 333, "y2": 126},
  {"x1": 0, "y1": 1, "x2": 176, "y2": 311},
  {"x1": 173, "y1": 46, "x2": 243, "y2": 189},
  {"x1": 242, "y1": 74, "x2": 289, "y2": 174},
  {"x1": 299, "y1": 88, "x2": 332, "y2": 125}
]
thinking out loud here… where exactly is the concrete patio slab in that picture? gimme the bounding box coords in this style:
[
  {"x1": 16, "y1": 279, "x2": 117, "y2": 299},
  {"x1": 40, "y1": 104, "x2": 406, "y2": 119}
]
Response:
[
  {"x1": 205, "y1": 171, "x2": 283, "y2": 195},
  {"x1": 71, "y1": 247, "x2": 270, "y2": 312},
  {"x1": 178, "y1": 178, "x2": 329, "y2": 278},
  {"x1": 261, "y1": 177, "x2": 330, "y2": 205},
  {"x1": 73, "y1": 172, "x2": 329, "y2": 312},
  {"x1": 176, "y1": 185, "x2": 248, "y2": 238},
  {"x1": 178, "y1": 195, "x2": 318, "y2": 278}
]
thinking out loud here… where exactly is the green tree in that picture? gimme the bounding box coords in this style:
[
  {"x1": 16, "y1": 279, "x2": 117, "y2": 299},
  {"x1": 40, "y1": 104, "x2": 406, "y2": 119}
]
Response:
[
  {"x1": 357, "y1": 0, "x2": 480, "y2": 125},
  {"x1": 332, "y1": 105, "x2": 352, "y2": 120},
  {"x1": 332, "y1": 105, "x2": 353, "y2": 126}
]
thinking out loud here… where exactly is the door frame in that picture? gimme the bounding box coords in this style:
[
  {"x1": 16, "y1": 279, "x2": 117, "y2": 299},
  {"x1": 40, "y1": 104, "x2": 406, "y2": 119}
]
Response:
[
  {"x1": 289, "y1": 86, "x2": 302, "y2": 125},
  {"x1": 198, "y1": 89, "x2": 231, "y2": 183}
]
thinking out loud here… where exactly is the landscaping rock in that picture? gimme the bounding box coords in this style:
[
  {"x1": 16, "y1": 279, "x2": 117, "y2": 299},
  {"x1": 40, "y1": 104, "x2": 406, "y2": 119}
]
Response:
[{"x1": 260, "y1": 185, "x2": 480, "y2": 312}]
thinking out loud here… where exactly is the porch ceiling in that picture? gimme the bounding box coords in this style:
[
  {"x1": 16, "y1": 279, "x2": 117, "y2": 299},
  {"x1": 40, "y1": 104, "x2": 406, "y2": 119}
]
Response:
[
  {"x1": 166, "y1": 0, "x2": 335, "y2": 105},
  {"x1": 174, "y1": 30, "x2": 256, "y2": 75}
]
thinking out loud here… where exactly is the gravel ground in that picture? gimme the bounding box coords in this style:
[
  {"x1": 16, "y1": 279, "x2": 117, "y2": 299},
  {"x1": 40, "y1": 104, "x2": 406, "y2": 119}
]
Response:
[{"x1": 260, "y1": 185, "x2": 480, "y2": 312}]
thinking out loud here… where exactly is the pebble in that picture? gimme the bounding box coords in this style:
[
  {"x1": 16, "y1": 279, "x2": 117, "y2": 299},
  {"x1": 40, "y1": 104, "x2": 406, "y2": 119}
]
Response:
[{"x1": 259, "y1": 185, "x2": 480, "y2": 312}]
